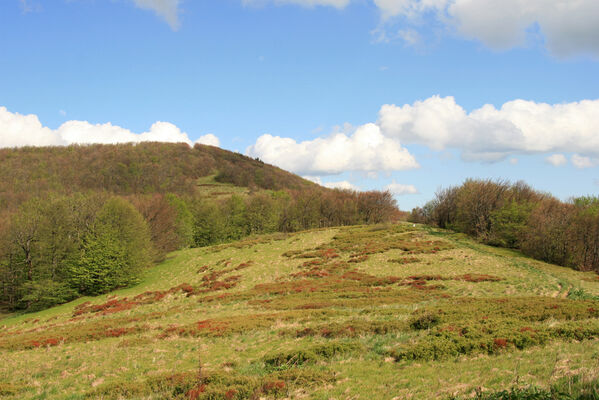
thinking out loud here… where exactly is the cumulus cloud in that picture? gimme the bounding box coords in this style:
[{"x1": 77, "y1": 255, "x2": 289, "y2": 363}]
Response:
[
  {"x1": 447, "y1": 0, "x2": 599, "y2": 57},
  {"x1": 546, "y1": 154, "x2": 567, "y2": 167},
  {"x1": 372, "y1": 0, "x2": 599, "y2": 57},
  {"x1": 303, "y1": 176, "x2": 360, "y2": 190},
  {"x1": 378, "y1": 96, "x2": 599, "y2": 162},
  {"x1": 246, "y1": 123, "x2": 419, "y2": 176},
  {"x1": 385, "y1": 181, "x2": 418, "y2": 195},
  {"x1": 0, "y1": 106, "x2": 63, "y2": 147},
  {"x1": 0, "y1": 106, "x2": 219, "y2": 148},
  {"x1": 571, "y1": 154, "x2": 598, "y2": 169},
  {"x1": 323, "y1": 180, "x2": 359, "y2": 190},
  {"x1": 279, "y1": 0, "x2": 598, "y2": 57},
  {"x1": 195, "y1": 134, "x2": 221, "y2": 147},
  {"x1": 132, "y1": 0, "x2": 180, "y2": 30}
]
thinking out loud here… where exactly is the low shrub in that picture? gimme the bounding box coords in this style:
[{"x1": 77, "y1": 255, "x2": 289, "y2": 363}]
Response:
[{"x1": 263, "y1": 341, "x2": 364, "y2": 369}]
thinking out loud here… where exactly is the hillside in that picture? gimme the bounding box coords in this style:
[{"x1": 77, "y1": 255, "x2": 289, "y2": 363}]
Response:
[
  {"x1": 2, "y1": 223, "x2": 599, "y2": 399},
  {"x1": 0, "y1": 142, "x2": 400, "y2": 314},
  {"x1": 0, "y1": 142, "x2": 316, "y2": 211}
]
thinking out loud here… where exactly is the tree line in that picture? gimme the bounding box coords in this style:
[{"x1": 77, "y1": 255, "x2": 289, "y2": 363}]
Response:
[
  {"x1": 0, "y1": 188, "x2": 397, "y2": 312},
  {"x1": 409, "y1": 179, "x2": 599, "y2": 273}
]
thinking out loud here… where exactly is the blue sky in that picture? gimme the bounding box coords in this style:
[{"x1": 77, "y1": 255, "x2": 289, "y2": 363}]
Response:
[{"x1": 1, "y1": 0, "x2": 598, "y2": 209}]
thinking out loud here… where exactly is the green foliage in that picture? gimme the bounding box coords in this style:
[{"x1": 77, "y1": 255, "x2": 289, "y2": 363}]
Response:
[
  {"x1": 490, "y1": 201, "x2": 534, "y2": 248},
  {"x1": 417, "y1": 178, "x2": 599, "y2": 273},
  {"x1": 263, "y1": 342, "x2": 364, "y2": 369},
  {"x1": 0, "y1": 143, "x2": 400, "y2": 312},
  {"x1": 192, "y1": 200, "x2": 226, "y2": 247},
  {"x1": 409, "y1": 311, "x2": 441, "y2": 330},
  {"x1": 70, "y1": 198, "x2": 152, "y2": 295},
  {"x1": 18, "y1": 280, "x2": 78, "y2": 311},
  {"x1": 455, "y1": 374, "x2": 599, "y2": 400},
  {"x1": 391, "y1": 297, "x2": 599, "y2": 362},
  {"x1": 166, "y1": 193, "x2": 195, "y2": 247}
]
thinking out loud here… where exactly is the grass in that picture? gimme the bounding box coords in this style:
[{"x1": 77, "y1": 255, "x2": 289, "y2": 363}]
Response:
[{"x1": 1, "y1": 222, "x2": 599, "y2": 399}]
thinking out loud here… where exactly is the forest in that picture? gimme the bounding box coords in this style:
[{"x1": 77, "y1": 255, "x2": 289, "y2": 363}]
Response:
[
  {"x1": 0, "y1": 143, "x2": 398, "y2": 312},
  {"x1": 410, "y1": 179, "x2": 599, "y2": 274}
]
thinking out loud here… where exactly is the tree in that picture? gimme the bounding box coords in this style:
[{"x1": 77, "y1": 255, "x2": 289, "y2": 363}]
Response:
[
  {"x1": 245, "y1": 193, "x2": 279, "y2": 234},
  {"x1": 70, "y1": 197, "x2": 153, "y2": 295},
  {"x1": 489, "y1": 201, "x2": 534, "y2": 248},
  {"x1": 521, "y1": 198, "x2": 574, "y2": 267},
  {"x1": 357, "y1": 190, "x2": 398, "y2": 224},
  {"x1": 192, "y1": 200, "x2": 226, "y2": 247}
]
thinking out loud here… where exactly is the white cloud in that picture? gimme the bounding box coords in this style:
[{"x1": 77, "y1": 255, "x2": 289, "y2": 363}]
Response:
[
  {"x1": 385, "y1": 180, "x2": 418, "y2": 195},
  {"x1": 571, "y1": 154, "x2": 598, "y2": 169},
  {"x1": 546, "y1": 154, "x2": 567, "y2": 167},
  {"x1": 57, "y1": 120, "x2": 191, "y2": 145},
  {"x1": 323, "y1": 180, "x2": 359, "y2": 190},
  {"x1": 286, "y1": 0, "x2": 599, "y2": 58},
  {"x1": 373, "y1": 0, "x2": 447, "y2": 21},
  {"x1": 509, "y1": 157, "x2": 518, "y2": 165},
  {"x1": 378, "y1": 96, "x2": 599, "y2": 162},
  {"x1": 448, "y1": 0, "x2": 599, "y2": 57},
  {"x1": 303, "y1": 176, "x2": 359, "y2": 190},
  {"x1": 0, "y1": 106, "x2": 63, "y2": 147},
  {"x1": 0, "y1": 106, "x2": 218, "y2": 148},
  {"x1": 246, "y1": 123, "x2": 419, "y2": 176},
  {"x1": 195, "y1": 133, "x2": 221, "y2": 147},
  {"x1": 132, "y1": 0, "x2": 180, "y2": 30},
  {"x1": 242, "y1": 0, "x2": 350, "y2": 8}
]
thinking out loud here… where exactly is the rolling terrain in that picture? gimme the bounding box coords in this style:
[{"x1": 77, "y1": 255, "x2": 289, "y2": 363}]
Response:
[{"x1": 2, "y1": 223, "x2": 599, "y2": 399}]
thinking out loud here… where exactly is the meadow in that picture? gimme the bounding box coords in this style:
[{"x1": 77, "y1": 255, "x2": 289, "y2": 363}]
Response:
[{"x1": 2, "y1": 223, "x2": 599, "y2": 399}]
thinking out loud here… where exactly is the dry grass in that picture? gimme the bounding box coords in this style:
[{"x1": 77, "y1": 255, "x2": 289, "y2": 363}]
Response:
[{"x1": 1, "y1": 223, "x2": 599, "y2": 399}]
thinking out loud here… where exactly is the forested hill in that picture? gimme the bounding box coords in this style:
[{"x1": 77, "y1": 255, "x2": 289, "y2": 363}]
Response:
[
  {"x1": 0, "y1": 142, "x2": 315, "y2": 210},
  {"x1": 0, "y1": 142, "x2": 398, "y2": 313}
]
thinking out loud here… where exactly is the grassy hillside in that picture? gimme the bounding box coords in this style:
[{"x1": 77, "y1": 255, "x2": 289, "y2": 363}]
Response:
[
  {"x1": 2, "y1": 223, "x2": 599, "y2": 399},
  {"x1": 0, "y1": 142, "x2": 400, "y2": 314}
]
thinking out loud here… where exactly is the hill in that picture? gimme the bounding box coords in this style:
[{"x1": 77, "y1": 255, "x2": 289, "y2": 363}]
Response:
[
  {"x1": 0, "y1": 142, "x2": 399, "y2": 314},
  {"x1": 1, "y1": 223, "x2": 599, "y2": 399},
  {"x1": 0, "y1": 142, "x2": 316, "y2": 211}
]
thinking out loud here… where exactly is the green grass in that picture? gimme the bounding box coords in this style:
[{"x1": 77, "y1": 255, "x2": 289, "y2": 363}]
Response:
[{"x1": 1, "y1": 223, "x2": 599, "y2": 399}]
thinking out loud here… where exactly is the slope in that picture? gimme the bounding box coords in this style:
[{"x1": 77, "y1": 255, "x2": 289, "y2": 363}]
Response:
[
  {"x1": 0, "y1": 142, "x2": 316, "y2": 211},
  {"x1": 1, "y1": 223, "x2": 599, "y2": 399}
]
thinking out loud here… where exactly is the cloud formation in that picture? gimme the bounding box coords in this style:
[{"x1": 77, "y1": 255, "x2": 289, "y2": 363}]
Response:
[
  {"x1": 378, "y1": 96, "x2": 599, "y2": 162},
  {"x1": 195, "y1": 133, "x2": 221, "y2": 147},
  {"x1": 571, "y1": 154, "x2": 599, "y2": 169},
  {"x1": 385, "y1": 181, "x2": 418, "y2": 195},
  {"x1": 304, "y1": 176, "x2": 360, "y2": 190},
  {"x1": 132, "y1": 0, "x2": 180, "y2": 30},
  {"x1": 447, "y1": 0, "x2": 599, "y2": 57},
  {"x1": 374, "y1": 0, "x2": 599, "y2": 57},
  {"x1": 255, "y1": 0, "x2": 599, "y2": 57},
  {"x1": 0, "y1": 106, "x2": 219, "y2": 148},
  {"x1": 246, "y1": 123, "x2": 419, "y2": 176},
  {"x1": 545, "y1": 154, "x2": 567, "y2": 167}
]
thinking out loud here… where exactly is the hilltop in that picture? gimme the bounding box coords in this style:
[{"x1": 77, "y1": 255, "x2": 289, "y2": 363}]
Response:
[
  {"x1": 0, "y1": 142, "x2": 316, "y2": 210},
  {"x1": 1, "y1": 223, "x2": 599, "y2": 399}
]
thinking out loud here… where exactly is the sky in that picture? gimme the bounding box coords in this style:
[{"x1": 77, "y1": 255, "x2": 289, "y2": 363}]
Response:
[{"x1": 0, "y1": 0, "x2": 598, "y2": 210}]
